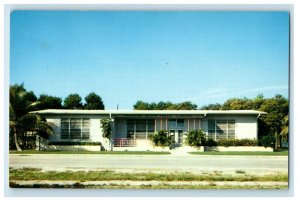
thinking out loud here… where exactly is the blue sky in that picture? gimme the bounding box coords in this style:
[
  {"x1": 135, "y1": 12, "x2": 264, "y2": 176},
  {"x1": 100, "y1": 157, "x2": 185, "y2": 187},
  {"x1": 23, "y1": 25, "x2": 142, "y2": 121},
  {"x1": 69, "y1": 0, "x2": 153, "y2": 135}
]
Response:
[{"x1": 10, "y1": 11, "x2": 289, "y2": 109}]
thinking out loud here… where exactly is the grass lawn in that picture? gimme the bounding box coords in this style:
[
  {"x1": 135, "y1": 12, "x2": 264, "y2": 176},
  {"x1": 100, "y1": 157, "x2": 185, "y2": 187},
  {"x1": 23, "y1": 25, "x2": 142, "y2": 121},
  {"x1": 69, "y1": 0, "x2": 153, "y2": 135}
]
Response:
[
  {"x1": 9, "y1": 182, "x2": 287, "y2": 189},
  {"x1": 9, "y1": 150, "x2": 171, "y2": 155},
  {"x1": 9, "y1": 168, "x2": 288, "y2": 189},
  {"x1": 189, "y1": 150, "x2": 288, "y2": 156},
  {"x1": 10, "y1": 168, "x2": 288, "y2": 182}
]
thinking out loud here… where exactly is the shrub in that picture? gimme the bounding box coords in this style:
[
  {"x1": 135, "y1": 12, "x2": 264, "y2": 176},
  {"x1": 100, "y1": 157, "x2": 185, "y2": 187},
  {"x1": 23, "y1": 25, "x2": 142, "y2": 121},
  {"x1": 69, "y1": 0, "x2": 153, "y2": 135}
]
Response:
[
  {"x1": 260, "y1": 135, "x2": 276, "y2": 148},
  {"x1": 217, "y1": 139, "x2": 238, "y2": 146},
  {"x1": 100, "y1": 118, "x2": 112, "y2": 139},
  {"x1": 204, "y1": 138, "x2": 217, "y2": 146},
  {"x1": 150, "y1": 130, "x2": 172, "y2": 147},
  {"x1": 48, "y1": 141, "x2": 101, "y2": 146},
  {"x1": 216, "y1": 139, "x2": 258, "y2": 147},
  {"x1": 237, "y1": 139, "x2": 258, "y2": 146},
  {"x1": 186, "y1": 130, "x2": 206, "y2": 147}
]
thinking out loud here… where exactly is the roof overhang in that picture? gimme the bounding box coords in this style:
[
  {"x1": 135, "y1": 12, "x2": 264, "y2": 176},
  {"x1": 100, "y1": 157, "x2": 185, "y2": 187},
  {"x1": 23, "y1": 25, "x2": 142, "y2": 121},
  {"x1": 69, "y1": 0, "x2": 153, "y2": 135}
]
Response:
[{"x1": 30, "y1": 109, "x2": 267, "y2": 116}]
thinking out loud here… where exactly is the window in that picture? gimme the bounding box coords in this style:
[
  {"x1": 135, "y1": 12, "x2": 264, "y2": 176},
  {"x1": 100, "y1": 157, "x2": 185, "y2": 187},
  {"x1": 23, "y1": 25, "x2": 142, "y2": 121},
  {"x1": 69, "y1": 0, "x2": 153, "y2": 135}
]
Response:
[
  {"x1": 126, "y1": 119, "x2": 155, "y2": 140},
  {"x1": 168, "y1": 119, "x2": 184, "y2": 129},
  {"x1": 148, "y1": 120, "x2": 155, "y2": 135},
  {"x1": 177, "y1": 119, "x2": 184, "y2": 128},
  {"x1": 216, "y1": 120, "x2": 227, "y2": 140},
  {"x1": 61, "y1": 118, "x2": 90, "y2": 140},
  {"x1": 136, "y1": 120, "x2": 146, "y2": 139},
  {"x1": 207, "y1": 119, "x2": 235, "y2": 140},
  {"x1": 228, "y1": 120, "x2": 235, "y2": 139},
  {"x1": 127, "y1": 120, "x2": 134, "y2": 139},
  {"x1": 169, "y1": 119, "x2": 177, "y2": 129},
  {"x1": 208, "y1": 120, "x2": 215, "y2": 139}
]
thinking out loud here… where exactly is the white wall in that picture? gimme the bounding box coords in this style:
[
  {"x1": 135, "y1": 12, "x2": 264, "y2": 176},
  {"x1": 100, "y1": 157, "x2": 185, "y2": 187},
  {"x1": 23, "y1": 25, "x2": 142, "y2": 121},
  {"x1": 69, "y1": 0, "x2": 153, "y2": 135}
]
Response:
[{"x1": 235, "y1": 115, "x2": 258, "y2": 139}]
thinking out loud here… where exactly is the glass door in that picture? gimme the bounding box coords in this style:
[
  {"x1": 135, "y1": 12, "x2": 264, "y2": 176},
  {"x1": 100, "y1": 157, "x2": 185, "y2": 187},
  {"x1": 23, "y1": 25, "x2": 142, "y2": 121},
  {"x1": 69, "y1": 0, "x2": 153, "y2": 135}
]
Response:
[
  {"x1": 178, "y1": 130, "x2": 183, "y2": 144},
  {"x1": 169, "y1": 129, "x2": 176, "y2": 143}
]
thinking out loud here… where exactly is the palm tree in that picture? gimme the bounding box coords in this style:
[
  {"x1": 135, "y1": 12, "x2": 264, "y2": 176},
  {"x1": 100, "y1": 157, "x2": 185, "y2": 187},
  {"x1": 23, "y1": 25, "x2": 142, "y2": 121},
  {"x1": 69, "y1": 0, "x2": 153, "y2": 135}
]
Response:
[
  {"x1": 9, "y1": 84, "x2": 53, "y2": 151},
  {"x1": 280, "y1": 115, "x2": 289, "y2": 146}
]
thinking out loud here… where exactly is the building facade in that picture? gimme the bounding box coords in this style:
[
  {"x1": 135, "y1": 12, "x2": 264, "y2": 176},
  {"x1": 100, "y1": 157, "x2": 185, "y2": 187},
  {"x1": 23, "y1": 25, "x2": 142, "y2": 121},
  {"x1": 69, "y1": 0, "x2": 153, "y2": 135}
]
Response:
[{"x1": 34, "y1": 109, "x2": 266, "y2": 151}]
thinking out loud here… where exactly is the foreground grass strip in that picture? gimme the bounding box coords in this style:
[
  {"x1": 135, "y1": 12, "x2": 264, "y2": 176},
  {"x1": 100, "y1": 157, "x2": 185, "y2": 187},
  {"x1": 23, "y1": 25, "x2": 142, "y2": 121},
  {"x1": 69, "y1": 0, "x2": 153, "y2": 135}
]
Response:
[
  {"x1": 9, "y1": 181, "x2": 288, "y2": 189},
  {"x1": 189, "y1": 151, "x2": 288, "y2": 156},
  {"x1": 9, "y1": 150, "x2": 171, "y2": 155},
  {"x1": 9, "y1": 168, "x2": 288, "y2": 182}
]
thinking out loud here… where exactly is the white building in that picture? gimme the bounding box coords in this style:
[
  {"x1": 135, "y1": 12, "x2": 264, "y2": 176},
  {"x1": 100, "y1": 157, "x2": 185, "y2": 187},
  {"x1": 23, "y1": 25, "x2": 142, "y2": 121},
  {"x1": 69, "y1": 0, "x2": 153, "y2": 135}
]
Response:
[{"x1": 34, "y1": 109, "x2": 266, "y2": 151}]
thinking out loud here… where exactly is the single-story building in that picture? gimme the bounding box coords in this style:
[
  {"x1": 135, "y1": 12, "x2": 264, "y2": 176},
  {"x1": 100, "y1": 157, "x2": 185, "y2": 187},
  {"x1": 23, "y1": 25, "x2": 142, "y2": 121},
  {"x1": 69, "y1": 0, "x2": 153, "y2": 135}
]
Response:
[{"x1": 33, "y1": 109, "x2": 266, "y2": 151}]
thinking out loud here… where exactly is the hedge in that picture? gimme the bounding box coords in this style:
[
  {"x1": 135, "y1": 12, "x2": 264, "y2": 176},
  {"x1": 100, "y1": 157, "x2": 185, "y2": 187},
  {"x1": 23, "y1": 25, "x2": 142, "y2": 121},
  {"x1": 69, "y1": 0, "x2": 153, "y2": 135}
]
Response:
[
  {"x1": 215, "y1": 139, "x2": 258, "y2": 147},
  {"x1": 47, "y1": 141, "x2": 102, "y2": 146}
]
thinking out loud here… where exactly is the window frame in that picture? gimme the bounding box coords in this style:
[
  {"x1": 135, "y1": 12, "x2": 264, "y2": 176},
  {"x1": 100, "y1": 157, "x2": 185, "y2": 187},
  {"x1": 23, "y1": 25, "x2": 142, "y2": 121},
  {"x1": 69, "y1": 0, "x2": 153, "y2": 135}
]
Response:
[
  {"x1": 60, "y1": 118, "x2": 90, "y2": 140},
  {"x1": 207, "y1": 119, "x2": 235, "y2": 140}
]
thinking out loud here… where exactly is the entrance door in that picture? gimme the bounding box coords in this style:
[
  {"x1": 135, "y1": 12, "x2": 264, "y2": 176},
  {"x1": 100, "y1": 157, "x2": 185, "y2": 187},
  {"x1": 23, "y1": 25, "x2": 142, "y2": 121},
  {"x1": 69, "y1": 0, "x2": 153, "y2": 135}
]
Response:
[
  {"x1": 178, "y1": 130, "x2": 183, "y2": 144},
  {"x1": 169, "y1": 130, "x2": 175, "y2": 143}
]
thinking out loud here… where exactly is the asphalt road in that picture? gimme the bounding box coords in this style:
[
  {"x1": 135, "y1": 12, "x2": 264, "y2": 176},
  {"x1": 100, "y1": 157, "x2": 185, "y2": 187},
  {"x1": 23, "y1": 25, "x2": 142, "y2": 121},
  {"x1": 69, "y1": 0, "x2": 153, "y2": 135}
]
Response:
[{"x1": 9, "y1": 154, "x2": 288, "y2": 173}]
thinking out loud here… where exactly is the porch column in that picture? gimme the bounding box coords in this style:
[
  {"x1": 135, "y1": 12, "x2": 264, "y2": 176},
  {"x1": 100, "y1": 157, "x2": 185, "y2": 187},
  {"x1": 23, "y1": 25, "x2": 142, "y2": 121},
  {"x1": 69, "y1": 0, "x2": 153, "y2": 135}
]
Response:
[
  {"x1": 134, "y1": 120, "x2": 136, "y2": 140},
  {"x1": 165, "y1": 118, "x2": 168, "y2": 130},
  {"x1": 155, "y1": 118, "x2": 157, "y2": 132},
  {"x1": 199, "y1": 118, "x2": 201, "y2": 130},
  {"x1": 111, "y1": 118, "x2": 115, "y2": 151},
  {"x1": 194, "y1": 118, "x2": 196, "y2": 130},
  {"x1": 160, "y1": 117, "x2": 162, "y2": 130},
  {"x1": 187, "y1": 118, "x2": 190, "y2": 131}
]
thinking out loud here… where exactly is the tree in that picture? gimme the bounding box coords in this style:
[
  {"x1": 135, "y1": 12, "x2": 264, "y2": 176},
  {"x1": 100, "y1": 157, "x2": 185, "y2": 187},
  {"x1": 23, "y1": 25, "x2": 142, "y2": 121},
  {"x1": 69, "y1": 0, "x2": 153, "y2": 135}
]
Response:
[
  {"x1": 280, "y1": 115, "x2": 289, "y2": 143},
  {"x1": 258, "y1": 95, "x2": 288, "y2": 136},
  {"x1": 222, "y1": 97, "x2": 253, "y2": 110},
  {"x1": 175, "y1": 101, "x2": 197, "y2": 110},
  {"x1": 63, "y1": 93, "x2": 83, "y2": 109},
  {"x1": 252, "y1": 94, "x2": 265, "y2": 110},
  {"x1": 133, "y1": 101, "x2": 198, "y2": 110},
  {"x1": 133, "y1": 101, "x2": 150, "y2": 110},
  {"x1": 200, "y1": 103, "x2": 222, "y2": 110},
  {"x1": 37, "y1": 94, "x2": 62, "y2": 110},
  {"x1": 9, "y1": 84, "x2": 54, "y2": 151},
  {"x1": 84, "y1": 92, "x2": 105, "y2": 110}
]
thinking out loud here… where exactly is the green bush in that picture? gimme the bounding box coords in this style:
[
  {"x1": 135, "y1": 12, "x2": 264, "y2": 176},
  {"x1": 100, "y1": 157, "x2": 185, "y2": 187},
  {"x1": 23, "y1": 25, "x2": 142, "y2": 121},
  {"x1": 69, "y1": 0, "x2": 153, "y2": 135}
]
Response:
[
  {"x1": 216, "y1": 139, "x2": 258, "y2": 147},
  {"x1": 186, "y1": 130, "x2": 206, "y2": 147},
  {"x1": 237, "y1": 139, "x2": 258, "y2": 146},
  {"x1": 150, "y1": 130, "x2": 172, "y2": 147},
  {"x1": 217, "y1": 139, "x2": 239, "y2": 146},
  {"x1": 260, "y1": 135, "x2": 276, "y2": 148},
  {"x1": 48, "y1": 141, "x2": 102, "y2": 146},
  {"x1": 203, "y1": 138, "x2": 217, "y2": 146},
  {"x1": 100, "y1": 118, "x2": 112, "y2": 139}
]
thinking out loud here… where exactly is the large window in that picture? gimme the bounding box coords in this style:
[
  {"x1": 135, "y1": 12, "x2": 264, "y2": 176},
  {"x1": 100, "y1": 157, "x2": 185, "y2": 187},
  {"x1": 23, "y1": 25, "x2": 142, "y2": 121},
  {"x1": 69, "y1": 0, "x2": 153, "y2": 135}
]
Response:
[
  {"x1": 136, "y1": 120, "x2": 146, "y2": 139},
  {"x1": 61, "y1": 118, "x2": 90, "y2": 140},
  {"x1": 126, "y1": 119, "x2": 155, "y2": 139},
  {"x1": 168, "y1": 119, "x2": 184, "y2": 129},
  {"x1": 207, "y1": 119, "x2": 235, "y2": 140}
]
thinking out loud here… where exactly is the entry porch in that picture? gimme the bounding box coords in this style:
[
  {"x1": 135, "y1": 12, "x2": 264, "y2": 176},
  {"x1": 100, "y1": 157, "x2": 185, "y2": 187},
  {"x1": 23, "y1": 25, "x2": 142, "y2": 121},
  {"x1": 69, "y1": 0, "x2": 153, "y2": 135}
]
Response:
[{"x1": 112, "y1": 115, "x2": 203, "y2": 148}]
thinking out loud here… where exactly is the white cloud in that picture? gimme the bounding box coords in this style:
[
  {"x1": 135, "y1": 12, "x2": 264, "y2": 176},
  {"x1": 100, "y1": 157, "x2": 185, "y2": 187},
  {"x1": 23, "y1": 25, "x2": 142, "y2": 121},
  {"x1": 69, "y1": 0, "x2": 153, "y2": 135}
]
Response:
[{"x1": 183, "y1": 85, "x2": 288, "y2": 102}]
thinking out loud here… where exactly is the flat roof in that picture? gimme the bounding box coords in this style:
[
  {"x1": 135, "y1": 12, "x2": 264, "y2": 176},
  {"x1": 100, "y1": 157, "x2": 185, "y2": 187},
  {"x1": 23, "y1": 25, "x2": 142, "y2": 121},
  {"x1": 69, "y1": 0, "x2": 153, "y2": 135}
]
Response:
[{"x1": 32, "y1": 109, "x2": 267, "y2": 115}]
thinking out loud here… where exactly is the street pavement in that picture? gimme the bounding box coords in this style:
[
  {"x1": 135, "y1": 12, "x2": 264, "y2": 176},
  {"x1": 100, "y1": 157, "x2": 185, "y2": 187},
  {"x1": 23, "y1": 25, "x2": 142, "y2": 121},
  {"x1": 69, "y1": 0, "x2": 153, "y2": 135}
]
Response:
[{"x1": 9, "y1": 154, "x2": 288, "y2": 173}]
